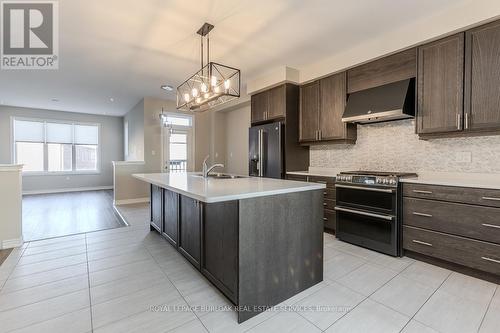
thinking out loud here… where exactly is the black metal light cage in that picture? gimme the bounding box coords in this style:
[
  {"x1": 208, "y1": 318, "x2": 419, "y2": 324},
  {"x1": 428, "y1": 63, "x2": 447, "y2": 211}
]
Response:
[{"x1": 176, "y1": 62, "x2": 240, "y2": 112}]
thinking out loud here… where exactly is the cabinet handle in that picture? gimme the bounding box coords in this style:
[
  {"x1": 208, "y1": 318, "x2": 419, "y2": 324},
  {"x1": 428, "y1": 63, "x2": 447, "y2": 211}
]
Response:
[
  {"x1": 482, "y1": 223, "x2": 500, "y2": 230},
  {"x1": 323, "y1": 191, "x2": 328, "y2": 195},
  {"x1": 456, "y1": 113, "x2": 462, "y2": 130},
  {"x1": 465, "y1": 113, "x2": 469, "y2": 129},
  {"x1": 412, "y1": 240, "x2": 433, "y2": 247},
  {"x1": 413, "y1": 190, "x2": 433, "y2": 194},
  {"x1": 412, "y1": 212, "x2": 433, "y2": 218},
  {"x1": 319, "y1": 130, "x2": 322, "y2": 140},
  {"x1": 323, "y1": 203, "x2": 327, "y2": 206},
  {"x1": 482, "y1": 196, "x2": 500, "y2": 202},
  {"x1": 323, "y1": 217, "x2": 328, "y2": 221},
  {"x1": 481, "y1": 256, "x2": 500, "y2": 264}
]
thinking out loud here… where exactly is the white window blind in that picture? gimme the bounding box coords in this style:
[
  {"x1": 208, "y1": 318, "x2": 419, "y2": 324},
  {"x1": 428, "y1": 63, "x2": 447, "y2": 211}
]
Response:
[
  {"x1": 46, "y1": 122, "x2": 73, "y2": 143},
  {"x1": 74, "y1": 124, "x2": 98, "y2": 145},
  {"x1": 14, "y1": 120, "x2": 44, "y2": 142}
]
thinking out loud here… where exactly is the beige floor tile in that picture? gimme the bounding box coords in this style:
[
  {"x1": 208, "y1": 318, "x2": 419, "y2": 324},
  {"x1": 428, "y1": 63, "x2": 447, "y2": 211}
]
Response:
[
  {"x1": 89, "y1": 259, "x2": 161, "y2": 287},
  {"x1": 370, "y1": 275, "x2": 436, "y2": 316},
  {"x1": 325, "y1": 298, "x2": 409, "y2": 333},
  {"x1": 8, "y1": 307, "x2": 91, "y2": 333},
  {"x1": 247, "y1": 311, "x2": 321, "y2": 333},
  {"x1": 337, "y1": 263, "x2": 398, "y2": 296},
  {"x1": 479, "y1": 286, "x2": 500, "y2": 333},
  {"x1": 168, "y1": 319, "x2": 208, "y2": 333},
  {"x1": 399, "y1": 261, "x2": 451, "y2": 289},
  {"x1": 324, "y1": 252, "x2": 366, "y2": 281},
  {"x1": 9, "y1": 253, "x2": 87, "y2": 278},
  {"x1": 0, "y1": 289, "x2": 90, "y2": 333},
  {"x1": 296, "y1": 282, "x2": 365, "y2": 330},
  {"x1": 401, "y1": 320, "x2": 439, "y2": 333},
  {"x1": 0, "y1": 274, "x2": 88, "y2": 312},
  {"x1": 17, "y1": 245, "x2": 87, "y2": 266},
  {"x1": 1, "y1": 263, "x2": 88, "y2": 294}
]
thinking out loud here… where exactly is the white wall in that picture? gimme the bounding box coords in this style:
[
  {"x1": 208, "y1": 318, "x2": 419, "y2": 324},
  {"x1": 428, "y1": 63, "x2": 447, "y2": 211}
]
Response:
[
  {"x1": 124, "y1": 99, "x2": 144, "y2": 161},
  {"x1": 0, "y1": 105, "x2": 124, "y2": 193},
  {"x1": 0, "y1": 165, "x2": 23, "y2": 249},
  {"x1": 224, "y1": 102, "x2": 251, "y2": 175}
]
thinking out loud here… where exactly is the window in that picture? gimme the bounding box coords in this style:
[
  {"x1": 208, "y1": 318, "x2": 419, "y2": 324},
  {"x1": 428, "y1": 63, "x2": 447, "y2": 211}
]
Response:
[
  {"x1": 164, "y1": 114, "x2": 192, "y2": 127},
  {"x1": 169, "y1": 132, "x2": 188, "y2": 171},
  {"x1": 13, "y1": 118, "x2": 99, "y2": 173}
]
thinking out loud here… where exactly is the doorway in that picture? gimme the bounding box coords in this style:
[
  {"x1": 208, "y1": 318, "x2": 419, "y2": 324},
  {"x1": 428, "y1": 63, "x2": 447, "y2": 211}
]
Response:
[{"x1": 161, "y1": 113, "x2": 194, "y2": 172}]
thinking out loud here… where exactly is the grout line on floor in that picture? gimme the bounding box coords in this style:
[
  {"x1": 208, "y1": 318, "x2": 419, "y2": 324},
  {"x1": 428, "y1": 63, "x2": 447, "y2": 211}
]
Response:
[
  {"x1": 84, "y1": 234, "x2": 94, "y2": 333},
  {"x1": 0, "y1": 246, "x2": 29, "y2": 291},
  {"x1": 396, "y1": 266, "x2": 452, "y2": 333},
  {"x1": 142, "y1": 242, "x2": 214, "y2": 333},
  {"x1": 0, "y1": 272, "x2": 89, "y2": 296},
  {"x1": 477, "y1": 284, "x2": 497, "y2": 332}
]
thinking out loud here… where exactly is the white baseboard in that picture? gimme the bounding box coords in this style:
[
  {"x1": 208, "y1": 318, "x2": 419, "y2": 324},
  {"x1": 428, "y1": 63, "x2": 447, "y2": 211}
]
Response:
[
  {"x1": 23, "y1": 186, "x2": 113, "y2": 195},
  {"x1": 114, "y1": 197, "x2": 150, "y2": 205},
  {"x1": 1, "y1": 238, "x2": 24, "y2": 249}
]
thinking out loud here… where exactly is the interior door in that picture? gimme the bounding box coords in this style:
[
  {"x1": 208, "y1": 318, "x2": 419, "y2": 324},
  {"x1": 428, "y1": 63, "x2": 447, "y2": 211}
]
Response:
[
  {"x1": 465, "y1": 20, "x2": 500, "y2": 131},
  {"x1": 300, "y1": 81, "x2": 320, "y2": 142},
  {"x1": 163, "y1": 128, "x2": 193, "y2": 172}
]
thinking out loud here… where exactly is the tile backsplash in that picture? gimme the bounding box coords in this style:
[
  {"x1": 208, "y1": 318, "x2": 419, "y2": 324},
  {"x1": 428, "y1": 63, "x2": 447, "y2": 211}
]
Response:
[{"x1": 310, "y1": 119, "x2": 500, "y2": 173}]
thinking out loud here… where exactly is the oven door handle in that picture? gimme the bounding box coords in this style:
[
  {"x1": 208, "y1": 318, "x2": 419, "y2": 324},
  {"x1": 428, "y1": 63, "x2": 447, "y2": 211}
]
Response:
[
  {"x1": 335, "y1": 184, "x2": 395, "y2": 193},
  {"x1": 334, "y1": 206, "x2": 394, "y2": 221}
]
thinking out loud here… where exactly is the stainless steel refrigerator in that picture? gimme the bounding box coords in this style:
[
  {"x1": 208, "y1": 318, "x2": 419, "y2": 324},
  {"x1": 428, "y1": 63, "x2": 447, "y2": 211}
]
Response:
[{"x1": 249, "y1": 121, "x2": 284, "y2": 179}]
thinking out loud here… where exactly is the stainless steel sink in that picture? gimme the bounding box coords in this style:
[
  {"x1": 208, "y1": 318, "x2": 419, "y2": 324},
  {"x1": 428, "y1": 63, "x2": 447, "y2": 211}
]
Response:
[{"x1": 192, "y1": 173, "x2": 246, "y2": 179}]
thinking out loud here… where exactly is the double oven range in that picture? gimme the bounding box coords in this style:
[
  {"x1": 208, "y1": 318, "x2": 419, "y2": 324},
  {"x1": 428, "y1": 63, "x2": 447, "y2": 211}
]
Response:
[{"x1": 334, "y1": 171, "x2": 417, "y2": 257}]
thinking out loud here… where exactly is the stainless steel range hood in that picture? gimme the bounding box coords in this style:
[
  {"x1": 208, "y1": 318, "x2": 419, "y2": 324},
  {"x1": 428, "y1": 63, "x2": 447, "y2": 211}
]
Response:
[{"x1": 342, "y1": 78, "x2": 415, "y2": 124}]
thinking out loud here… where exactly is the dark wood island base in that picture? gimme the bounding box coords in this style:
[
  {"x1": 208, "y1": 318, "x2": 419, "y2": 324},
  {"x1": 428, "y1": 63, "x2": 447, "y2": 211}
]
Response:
[{"x1": 149, "y1": 184, "x2": 324, "y2": 323}]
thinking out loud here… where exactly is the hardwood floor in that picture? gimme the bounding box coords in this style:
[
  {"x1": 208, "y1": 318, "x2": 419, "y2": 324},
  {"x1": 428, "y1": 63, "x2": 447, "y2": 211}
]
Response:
[
  {"x1": 0, "y1": 249, "x2": 13, "y2": 266},
  {"x1": 22, "y1": 190, "x2": 124, "y2": 242}
]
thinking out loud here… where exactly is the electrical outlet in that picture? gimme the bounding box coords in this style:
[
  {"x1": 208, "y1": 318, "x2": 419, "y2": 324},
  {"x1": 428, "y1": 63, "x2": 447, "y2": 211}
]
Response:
[{"x1": 456, "y1": 151, "x2": 472, "y2": 163}]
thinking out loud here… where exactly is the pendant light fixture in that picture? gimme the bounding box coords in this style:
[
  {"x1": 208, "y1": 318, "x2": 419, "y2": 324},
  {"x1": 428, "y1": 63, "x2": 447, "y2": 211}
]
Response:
[{"x1": 175, "y1": 23, "x2": 241, "y2": 112}]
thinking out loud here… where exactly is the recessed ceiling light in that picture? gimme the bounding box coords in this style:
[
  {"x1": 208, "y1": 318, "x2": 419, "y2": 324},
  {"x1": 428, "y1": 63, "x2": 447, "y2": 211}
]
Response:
[
  {"x1": 161, "y1": 85, "x2": 174, "y2": 92},
  {"x1": 51, "y1": 98, "x2": 59, "y2": 102}
]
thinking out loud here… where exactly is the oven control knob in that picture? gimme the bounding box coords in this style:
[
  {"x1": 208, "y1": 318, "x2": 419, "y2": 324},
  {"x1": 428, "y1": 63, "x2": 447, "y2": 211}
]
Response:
[
  {"x1": 390, "y1": 179, "x2": 396, "y2": 185},
  {"x1": 383, "y1": 178, "x2": 388, "y2": 184}
]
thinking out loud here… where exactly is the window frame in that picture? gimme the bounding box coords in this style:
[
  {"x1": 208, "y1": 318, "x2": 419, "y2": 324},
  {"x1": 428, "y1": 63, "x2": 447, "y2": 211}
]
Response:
[{"x1": 10, "y1": 116, "x2": 101, "y2": 176}]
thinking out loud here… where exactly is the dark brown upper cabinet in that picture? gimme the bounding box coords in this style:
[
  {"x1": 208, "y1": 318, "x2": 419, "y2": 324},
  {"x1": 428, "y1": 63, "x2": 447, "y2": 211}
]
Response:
[
  {"x1": 465, "y1": 20, "x2": 500, "y2": 132},
  {"x1": 250, "y1": 84, "x2": 291, "y2": 124},
  {"x1": 299, "y1": 81, "x2": 320, "y2": 142},
  {"x1": 347, "y1": 48, "x2": 417, "y2": 94},
  {"x1": 300, "y1": 72, "x2": 356, "y2": 144},
  {"x1": 417, "y1": 33, "x2": 465, "y2": 135}
]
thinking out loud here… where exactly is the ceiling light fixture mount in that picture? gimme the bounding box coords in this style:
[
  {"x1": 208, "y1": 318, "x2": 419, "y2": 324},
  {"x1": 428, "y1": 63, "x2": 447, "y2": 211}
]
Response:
[
  {"x1": 161, "y1": 85, "x2": 173, "y2": 92},
  {"x1": 176, "y1": 22, "x2": 240, "y2": 112}
]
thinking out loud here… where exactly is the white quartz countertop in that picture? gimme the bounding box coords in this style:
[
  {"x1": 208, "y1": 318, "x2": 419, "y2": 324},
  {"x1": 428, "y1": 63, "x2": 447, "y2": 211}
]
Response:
[
  {"x1": 133, "y1": 173, "x2": 326, "y2": 203},
  {"x1": 400, "y1": 172, "x2": 500, "y2": 190}
]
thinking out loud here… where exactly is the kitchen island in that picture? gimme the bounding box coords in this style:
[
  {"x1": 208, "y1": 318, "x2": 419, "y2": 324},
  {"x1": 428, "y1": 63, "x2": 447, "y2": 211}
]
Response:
[{"x1": 133, "y1": 172, "x2": 325, "y2": 322}]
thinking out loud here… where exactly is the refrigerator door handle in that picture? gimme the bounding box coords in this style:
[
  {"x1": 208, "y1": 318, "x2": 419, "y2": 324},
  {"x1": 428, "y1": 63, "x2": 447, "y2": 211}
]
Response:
[{"x1": 258, "y1": 129, "x2": 264, "y2": 177}]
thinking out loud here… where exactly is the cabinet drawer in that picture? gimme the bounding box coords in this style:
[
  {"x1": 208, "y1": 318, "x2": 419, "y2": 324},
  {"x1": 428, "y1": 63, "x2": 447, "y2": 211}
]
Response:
[
  {"x1": 403, "y1": 226, "x2": 500, "y2": 276},
  {"x1": 403, "y1": 183, "x2": 500, "y2": 208},
  {"x1": 309, "y1": 176, "x2": 335, "y2": 189},
  {"x1": 324, "y1": 209, "x2": 336, "y2": 231},
  {"x1": 323, "y1": 199, "x2": 336, "y2": 210},
  {"x1": 403, "y1": 197, "x2": 500, "y2": 244},
  {"x1": 286, "y1": 174, "x2": 308, "y2": 182},
  {"x1": 323, "y1": 188, "x2": 336, "y2": 200}
]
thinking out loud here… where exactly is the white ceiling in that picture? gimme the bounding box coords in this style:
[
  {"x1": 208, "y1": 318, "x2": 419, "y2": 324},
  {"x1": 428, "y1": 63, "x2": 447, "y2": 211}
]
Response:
[{"x1": 0, "y1": 0, "x2": 469, "y2": 116}]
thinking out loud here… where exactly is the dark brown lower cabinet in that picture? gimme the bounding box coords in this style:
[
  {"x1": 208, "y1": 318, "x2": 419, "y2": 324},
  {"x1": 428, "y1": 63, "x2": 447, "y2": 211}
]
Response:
[
  {"x1": 150, "y1": 185, "x2": 162, "y2": 233},
  {"x1": 404, "y1": 226, "x2": 500, "y2": 276},
  {"x1": 403, "y1": 183, "x2": 500, "y2": 281},
  {"x1": 179, "y1": 195, "x2": 201, "y2": 268},
  {"x1": 162, "y1": 189, "x2": 179, "y2": 247},
  {"x1": 201, "y1": 201, "x2": 239, "y2": 304}
]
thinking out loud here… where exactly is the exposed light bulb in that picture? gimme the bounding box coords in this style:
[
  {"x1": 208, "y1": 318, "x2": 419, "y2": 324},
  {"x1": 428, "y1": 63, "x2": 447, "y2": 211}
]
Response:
[
  {"x1": 201, "y1": 83, "x2": 208, "y2": 93},
  {"x1": 204, "y1": 93, "x2": 210, "y2": 99},
  {"x1": 192, "y1": 88, "x2": 198, "y2": 97},
  {"x1": 196, "y1": 97, "x2": 201, "y2": 104},
  {"x1": 214, "y1": 86, "x2": 220, "y2": 93},
  {"x1": 211, "y1": 76, "x2": 217, "y2": 87},
  {"x1": 224, "y1": 80, "x2": 231, "y2": 90},
  {"x1": 183, "y1": 93, "x2": 190, "y2": 102}
]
